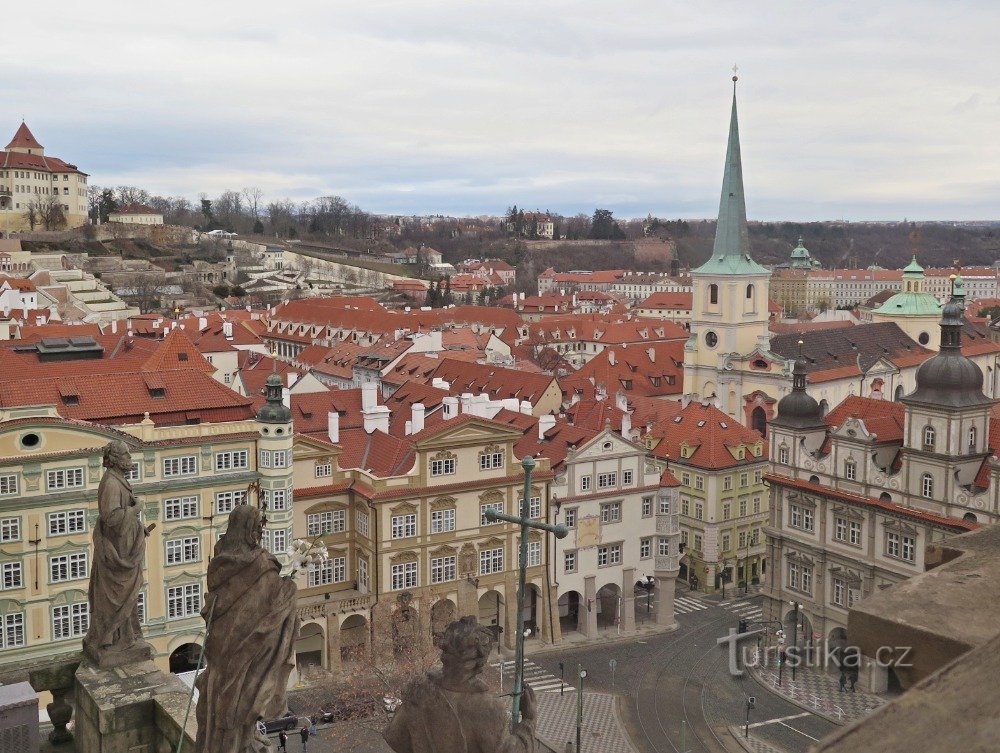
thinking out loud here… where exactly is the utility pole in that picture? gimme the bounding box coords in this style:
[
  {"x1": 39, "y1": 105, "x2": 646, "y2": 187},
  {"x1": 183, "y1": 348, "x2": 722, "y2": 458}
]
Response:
[{"x1": 576, "y1": 665, "x2": 587, "y2": 753}]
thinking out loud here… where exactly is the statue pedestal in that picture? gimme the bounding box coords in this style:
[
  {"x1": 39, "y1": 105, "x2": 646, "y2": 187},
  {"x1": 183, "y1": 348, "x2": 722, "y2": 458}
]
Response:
[
  {"x1": 74, "y1": 659, "x2": 192, "y2": 753},
  {"x1": 82, "y1": 640, "x2": 154, "y2": 670}
]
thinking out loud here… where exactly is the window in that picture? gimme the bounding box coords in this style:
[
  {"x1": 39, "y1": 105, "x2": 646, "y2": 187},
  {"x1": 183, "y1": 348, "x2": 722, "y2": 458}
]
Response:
[
  {"x1": 623, "y1": 469, "x2": 634, "y2": 486},
  {"x1": 265, "y1": 488, "x2": 290, "y2": 511},
  {"x1": 259, "y1": 450, "x2": 272, "y2": 468},
  {"x1": 746, "y1": 283, "x2": 754, "y2": 300},
  {"x1": 46, "y1": 467, "x2": 84, "y2": 490},
  {"x1": 694, "y1": 475, "x2": 704, "y2": 491},
  {"x1": 723, "y1": 475, "x2": 733, "y2": 491},
  {"x1": 164, "y1": 496, "x2": 199, "y2": 521},
  {"x1": 356, "y1": 510, "x2": 369, "y2": 536},
  {"x1": 640, "y1": 538, "x2": 652, "y2": 559},
  {"x1": 694, "y1": 533, "x2": 703, "y2": 551},
  {"x1": 778, "y1": 446, "x2": 789, "y2": 465},
  {"x1": 167, "y1": 584, "x2": 202, "y2": 619},
  {"x1": 580, "y1": 475, "x2": 592, "y2": 492},
  {"x1": 315, "y1": 463, "x2": 332, "y2": 478},
  {"x1": 0, "y1": 517, "x2": 20, "y2": 542},
  {"x1": 137, "y1": 592, "x2": 146, "y2": 624},
  {"x1": 52, "y1": 603, "x2": 89, "y2": 639},
  {"x1": 658, "y1": 497, "x2": 670, "y2": 514},
  {"x1": 694, "y1": 502, "x2": 703, "y2": 521},
  {"x1": 163, "y1": 455, "x2": 198, "y2": 477},
  {"x1": 272, "y1": 450, "x2": 288, "y2": 468},
  {"x1": 754, "y1": 470, "x2": 762, "y2": 484},
  {"x1": 681, "y1": 472, "x2": 690, "y2": 486},
  {"x1": 723, "y1": 502, "x2": 731, "y2": 520},
  {"x1": 307, "y1": 510, "x2": 345, "y2": 536},
  {"x1": 2, "y1": 561, "x2": 23, "y2": 590},
  {"x1": 481, "y1": 502, "x2": 504, "y2": 526},
  {"x1": 479, "y1": 547, "x2": 504, "y2": 574},
  {"x1": 0, "y1": 474, "x2": 19, "y2": 496},
  {"x1": 565, "y1": 508, "x2": 577, "y2": 528},
  {"x1": 681, "y1": 499, "x2": 690, "y2": 516},
  {"x1": 739, "y1": 531, "x2": 747, "y2": 549},
  {"x1": 519, "y1": 496, "x2": 541, "y2": 518},
  {"x1": 921, "y1": 473, "x2": 934, "y2": 499},
  {"x1": 598, "y1": 472, "x2": 617, "y2": 489},
  {"x1": 215, "y1": 450, "x2": 249, "y2": 471},
  {"x1": 658, "y1": 538, "x2": 671, "y2": 556},
  {"x1": 597, "y1": 544, "x2": 622, "y2": 566},
  {"x1": 271, "y1": 528, "x2": 287, "y2": 555},
  {"x1": 1, "y1": 612, "x2": 24, "y2": 648},
  {"x1": 50, "y1": 552, "x2": 88, "y2": 582},
  {"x1": 739, "y1": 472, "x2": 749, "y2": 488},
  {"x1": 787, "y1": 562, "x2": 799, "y2": 590},
  {"x1": 801, "y1": 565, "x2": 813, "y2": 594},
  {"x1": 215, "y1": 491, "x2": 240, "y2": 514},
  {"x1": 790, "y1": 505, "x2": 814, "y2": 531},
  {"x1": 923, "y1": 426, "x2": 935, "y2": 449},
  {"x1": 642, "y1": 497, "x2": 653, "y2": 517},
  {"x1": 753, "y1": 497, "x2": 761, "y2": 514},
  {"x1": 564, "y1": 551, "x2": 577, "y2": 573},
  {"x1": 308, "y1": 557, "x2": 345, "y2": 587},
  {"x1": 391, "y1": 514, "x2": 416, "y2": 539},
  {"x1": 430, "y1": 457, "x2": 456, "y2": 477},
  {"x1": 431, "y1": 555, "x2": 457, "y2": 583},
  {"x1": 430, "y1": 508, "x2": 456, "y2": 534},
  {"x1": 479, "y1": 450, "x2": 505, "y2": 470},
  {"x1": 969, "y1": 426, "x2": 978, "y2": 451},
  {"x1": 739, "y1": 498, "x2": 748, "y2": 517},
  {"x1": 600, "y1": 502, "x2": 622, "y2": 523},
  {"x1": 848, "y1": 585, "x2": 860, "y2": 608},
  {"x1": 527, "y1": 541, "x2": 541, "y2": 567},
  {"x1": 845, "y1": 458, "x2": 857, "y2": 481},
  {"x1": 709, "y1": 283, "x2": 719, "y2": 304},
  {"x1": 166, "y1": 536, "x2": 200, "y2": 565},
  {"x1": 48, "y1": 510, "x2": 86, "y2": 536}
]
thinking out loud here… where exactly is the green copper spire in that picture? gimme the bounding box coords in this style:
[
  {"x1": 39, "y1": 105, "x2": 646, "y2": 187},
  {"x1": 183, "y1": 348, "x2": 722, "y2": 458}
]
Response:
[{"x1": 694, "y1": 77, "x2": 769, "y2": 276}]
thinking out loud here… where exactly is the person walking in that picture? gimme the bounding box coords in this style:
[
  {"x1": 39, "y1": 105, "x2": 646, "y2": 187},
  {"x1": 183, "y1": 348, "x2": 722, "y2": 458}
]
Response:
[
  {"x1": 300, "y1": 725, "x2": 310, "y2": 752},
  {"x1": 838, "y1": 670, "x2": 847, "y2": 692},
  {"x1": 278, "y1": 729, "x2": 288, "y2": 752}
]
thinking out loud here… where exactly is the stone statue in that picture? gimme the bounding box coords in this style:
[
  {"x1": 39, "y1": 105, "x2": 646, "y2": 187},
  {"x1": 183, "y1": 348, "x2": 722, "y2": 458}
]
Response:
[
  {"x1": 195, "y1": 504, "x2": 299, "y2": 753},
  {"x1": 384, "y1": 616, "x2": 537, "y2": 753},
  {"x1": 83, "y1": 441, "x2": 153, "y2": 668}
]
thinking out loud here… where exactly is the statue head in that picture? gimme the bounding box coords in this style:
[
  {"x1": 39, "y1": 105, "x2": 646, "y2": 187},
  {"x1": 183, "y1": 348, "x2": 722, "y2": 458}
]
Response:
[
  {"x1": 219, "y1": 503, "x2": 265, "y2": 553},
  {"x1": 103, "y1": 441, "x2": 133, "y2": 474},
  {"x1": 437, "y1": 616, "x2": 494, "y2": 681}
]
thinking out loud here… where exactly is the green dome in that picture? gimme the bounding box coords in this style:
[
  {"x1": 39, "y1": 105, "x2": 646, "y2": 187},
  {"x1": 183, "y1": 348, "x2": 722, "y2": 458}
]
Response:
[
  {"x1": 789, "y1": 238, "x2": 812, "y2": 269},
  {"x1": 257, "y1": 371, "x2": 291, "y2": 423},
  {"x1": 875, "y1": 291, "x2": 942, "y2": 317},
  {"x1": 903, "y1": 255, "x2": 924, "y2": 276}
]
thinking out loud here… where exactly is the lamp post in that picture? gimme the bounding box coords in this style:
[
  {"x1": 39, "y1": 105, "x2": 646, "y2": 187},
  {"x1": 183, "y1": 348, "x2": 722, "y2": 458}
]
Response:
[
  {"x1": 576, "y1": 666, "x2": 587, "y2": 753},
  {"x1": 789, "y1": 601, "x2": 802, "y2": 681},
  {"x1": 776, "y1": 629, "x2": 786, "y2": 686}
]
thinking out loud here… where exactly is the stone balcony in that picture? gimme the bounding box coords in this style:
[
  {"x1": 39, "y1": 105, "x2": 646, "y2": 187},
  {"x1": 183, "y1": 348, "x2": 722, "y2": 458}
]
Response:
[{"x1": 296, "y1": 588, "x2": 372, "y2": 622}]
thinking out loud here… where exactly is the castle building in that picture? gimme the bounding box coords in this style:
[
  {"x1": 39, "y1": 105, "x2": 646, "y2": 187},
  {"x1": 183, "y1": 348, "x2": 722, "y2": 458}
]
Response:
[{"x1": 0, "y1": 123, "x2": 89, "y2": 232}]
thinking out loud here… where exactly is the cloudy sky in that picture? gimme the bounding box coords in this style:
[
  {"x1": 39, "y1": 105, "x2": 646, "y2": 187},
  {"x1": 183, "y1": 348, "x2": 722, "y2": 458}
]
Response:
[{"x1": 6, "y1": 2, "x2": 999, "y2": 220}]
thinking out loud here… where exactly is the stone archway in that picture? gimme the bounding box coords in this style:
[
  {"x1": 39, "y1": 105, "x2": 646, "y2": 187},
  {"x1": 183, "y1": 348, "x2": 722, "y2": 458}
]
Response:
[
  {"x1": 430, "y1": 598, "x2": 457, "y2": 639},
  {"x1": 391, "y1": 603, "x2": 420, "y2": 658},
  {"x1": 478, "y1": 591, "x2": 505, "y2": 646},
  {"x1": 169, "y1": 643, "x2": 202, "y2": 674},
  {"x1": 751, "y1": 406, "x2": 767, "y2": 437},
  {"x1": 596, "y1": 583, "x2": 621, "y2": 630},
  {"x1": 340, "y1": 614, "x2": 368, "y2": 664},
  {"x1": 295, "y1": 622, "x2": 325, "y2": 677},
  {"x1": 523, "y1": 584, "x2": 541, "y2": 639},
  {"x1": 557, "y1": 590, "x2": 582, "y2": 636}
]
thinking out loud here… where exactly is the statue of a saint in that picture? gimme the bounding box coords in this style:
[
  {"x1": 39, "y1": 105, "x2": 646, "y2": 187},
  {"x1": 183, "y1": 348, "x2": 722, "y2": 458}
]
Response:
[
  {"x1": 195, "y1": 504, "x2": 299, "y2": 753},
  {"x1": 83, "y1": 441, "x2": 153, "y2": 667},
  {"x1": 384, "y1": 616, "x2": 537, "y2": 753}
]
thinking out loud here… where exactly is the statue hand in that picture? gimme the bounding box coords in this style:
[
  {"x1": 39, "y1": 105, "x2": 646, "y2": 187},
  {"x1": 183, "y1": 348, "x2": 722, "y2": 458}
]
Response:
[{"x1": 520, "y1": 683, "x2": 537, "y2": 722}]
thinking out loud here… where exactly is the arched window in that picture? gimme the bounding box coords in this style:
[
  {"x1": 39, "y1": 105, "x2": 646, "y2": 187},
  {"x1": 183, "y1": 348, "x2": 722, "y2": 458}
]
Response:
[
  {"x1": 746, "y1": 283, "x2": 754, "y2": 300},
  {"x1": 879, "y1": 492, "x2": 892, "y2": 503},
  {"x1": 751, "y1": 406, "x2": 767, "y2": 438},
  {"x1": 894, "y1": 385, "x2": 904, "y2": 400},
  {"x1": 969, "y1": 426, "x2": 978, "y2": 452},
  {"x1": 921, "y1": 473, "x2": 934, "y2": 499},
  {"x1": 922, "y1": 426, "x2": 935, "y2": 449},
  {"x1": 709, "y1": 284, "x2": 719, "y2": 304},
  {"x1": 809, "y1": 475, "x2": 820, "y2": 484},
  {"x1": 819, "y1": 399, "x2": 829, "y2": 417},
  {"x1": 963, "y1": 512, "x2": 978, "y2": 524}
]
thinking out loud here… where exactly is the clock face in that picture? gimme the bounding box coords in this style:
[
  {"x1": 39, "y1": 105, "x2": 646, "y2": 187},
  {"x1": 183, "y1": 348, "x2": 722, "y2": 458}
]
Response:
[{"x1": 705, "y1": 331, "x2": 718, "y2": 348}]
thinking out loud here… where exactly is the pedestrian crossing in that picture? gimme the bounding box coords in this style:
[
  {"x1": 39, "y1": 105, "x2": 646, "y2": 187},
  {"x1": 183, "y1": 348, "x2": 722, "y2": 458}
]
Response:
[
  {"x1": 494, "y1": 659, "x2": 576, "y2": 694},
  {"x1": 673, "y1": 594, "x2": 711, "y2": 615},
  {"x1": 724, "y1": 597, "x2": 764, "y2": 623}
]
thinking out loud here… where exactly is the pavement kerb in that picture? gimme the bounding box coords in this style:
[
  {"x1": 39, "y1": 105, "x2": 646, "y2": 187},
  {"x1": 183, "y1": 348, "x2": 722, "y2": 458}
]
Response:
[
  {"x1": 727, "y1": 724, "x2": 787, "y2": 753},
  {"x1": 515, "y1": 622, "x2": 680, "y2": 660},
  {"x1": 744, "y1": 662, "x2": 846, "y2": 727}
]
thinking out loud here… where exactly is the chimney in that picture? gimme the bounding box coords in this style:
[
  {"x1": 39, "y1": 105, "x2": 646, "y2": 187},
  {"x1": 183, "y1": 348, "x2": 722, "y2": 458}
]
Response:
[
  {"x1": 519, "y1": 399, "x2": 532, "y2": 415},
  {"x1": 647, "y1": 347, "x2": 655, "y2": 363},
  {"x1": 327, "y1": 411, "x2": 340, "y2": 443},
  {"x1": 362, "y1": 403, "x2": 391, "y2": 434},
  {"x1": 608, "y1": 350, "x2": 616, "y2": 366},
  {"x1": 615, "y1": 391, "x2": 628, "y2": 412},
  {"x1": 287, "y1": 372, "x2": 299, "y2": 388},
  {"x1": 281, "y1": 387, "x2": 291, "y2": 408},
  {"x1": 538, "y1": 414, "x2": 557, "y2": 440},
  {"x1": 411, "y1": 403, "x2": 425, "y2": 434},
  {"x1": 621, "y1": 410, "x2": 632, "y2": 439},
  {"x1": 460, "y1": 392, "x2": 473, "y2": 414},
  {"x1": 570, "y1": 393, "x2": 580, "y2": 406},
  {"x1": 110, "y1": 319, "x2": 118, "y2": 334},
  {"x1": 443, "y1": 396, "x2": 459, "y2": 419},
  {"x1": 199, "y1": 316, "x2": 208, "y2": 331},
  {"x1": 432, "y1": 377, "x2": 450, "y2": 390},
  {"x1": 361, "y1": 382, "x2": 378, "y2": 411}
]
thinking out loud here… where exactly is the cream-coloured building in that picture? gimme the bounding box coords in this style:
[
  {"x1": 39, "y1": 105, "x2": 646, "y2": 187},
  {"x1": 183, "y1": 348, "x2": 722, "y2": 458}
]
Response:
[
  {"x1": 0, "y1": 123, "x2": 89, "y2": 232},
  {"x1": 108, "y1": 203, "x2": 164, "y2": 226}
]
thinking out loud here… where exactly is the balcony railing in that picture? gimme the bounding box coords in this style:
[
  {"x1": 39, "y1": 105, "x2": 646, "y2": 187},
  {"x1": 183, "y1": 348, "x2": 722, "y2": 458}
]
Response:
[
  {"x1": 656, "y1": 512, "x2": 680, "y2": 535},
  {"x1": 296, "y1": 590, "x2": 372, "y2": 621}
]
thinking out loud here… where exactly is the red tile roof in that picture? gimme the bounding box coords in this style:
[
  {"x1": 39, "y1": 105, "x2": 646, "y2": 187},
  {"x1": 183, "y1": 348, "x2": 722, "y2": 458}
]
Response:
[
  {"x1": 111, "y1": 203, "x2": 160, "y2": 215},
  {"x1": 514, "y1": 416, "x2": 600, "y2": 471},
  {"x1": 825, "y1": 395, "x2": 905, "y2": 442},
  {"x1": 140, "y1": 329, "x2": 216, "y2": 375},
  {"x1": 429, "y1": 358, "x2": 558, "y2": 406},
  {"x1": 647, "y1": 401, "x2": 766, "y2": 470},
  {"x1": 562, "y1": 341, "x2": 685, "y2": 400},
  {"x1": 6, "y1": 123, "x2": 42, "y2": 150},
  {"x1": 0, "y1": 276, "x2": 36, "y2": 292},
  {"x1": 766, "y1": 473, "x2": 978, "y2": 532},
  {"x1": 638, "y1": 292, "x2": 693, "y2": 310}
]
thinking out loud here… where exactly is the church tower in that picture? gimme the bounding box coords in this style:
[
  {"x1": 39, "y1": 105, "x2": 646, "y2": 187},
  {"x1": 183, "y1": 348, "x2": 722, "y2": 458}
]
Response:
[
  {"x1": 684, "y1": 78, "x2": 771, "y2": 410},
  {"x1": 256, "y1": 370, "x2": 295, "y2": 560}
]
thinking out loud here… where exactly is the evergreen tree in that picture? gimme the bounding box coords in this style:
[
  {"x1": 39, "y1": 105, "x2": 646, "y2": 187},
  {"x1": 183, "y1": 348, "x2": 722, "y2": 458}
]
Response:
[{"x1": 443, "y1": 276, "x2": 452, "y2": 306}]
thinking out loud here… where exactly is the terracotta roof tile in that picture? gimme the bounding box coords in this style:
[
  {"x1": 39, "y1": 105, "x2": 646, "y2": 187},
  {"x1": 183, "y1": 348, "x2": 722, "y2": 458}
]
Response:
[
  {"x1": 825, "y1": 395, "x2": 905, "y2": 442},
  {"x1": 647, "y1": 401, "x2": 766, "y2": 470}
]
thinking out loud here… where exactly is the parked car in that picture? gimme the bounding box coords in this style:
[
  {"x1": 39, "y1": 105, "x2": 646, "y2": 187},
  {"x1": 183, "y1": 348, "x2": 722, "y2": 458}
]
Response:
[{"x1": 262, "y1": 712, "x2": 298, "y2": 733}]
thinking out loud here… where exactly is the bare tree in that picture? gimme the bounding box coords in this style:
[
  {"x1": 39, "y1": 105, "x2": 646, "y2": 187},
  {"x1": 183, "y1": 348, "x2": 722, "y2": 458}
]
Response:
[
  {"x1": 115, "y1": 272, "x2": 169, "y2": 313},
  {"x1": 241, "y1": 186, "x2": 264, "y2": 226},
  {"x1": 115, "y1": 186, "x2": 150, "y2": 206}
]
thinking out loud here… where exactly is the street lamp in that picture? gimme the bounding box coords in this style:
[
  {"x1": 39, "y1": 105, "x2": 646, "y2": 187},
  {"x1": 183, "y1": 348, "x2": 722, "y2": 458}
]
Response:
[
  {"x1": 576, "y1": 666, "x2": 587, "y2": 753},
  {"x1": 776, "y1": 629, "x2": 786, "y2": 686},
  {"x1": 789, "y1": 601, "x2": 803, "y2": 681}
]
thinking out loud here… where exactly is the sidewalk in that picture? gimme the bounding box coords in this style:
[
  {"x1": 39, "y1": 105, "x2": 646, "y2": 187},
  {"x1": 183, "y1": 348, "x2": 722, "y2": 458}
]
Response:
[
  {"x1": 728, "y1": 725, "x2": 787, "y2": 753},
  {"x1": 746, "y1": 651, "x2": 886, "y2": 725},
  {"x1": 535, "y1": 691, "x2": 635, "y2": 753},
  {"x1": 499, "y1": 619, "x2": 679, "y2": 661}
]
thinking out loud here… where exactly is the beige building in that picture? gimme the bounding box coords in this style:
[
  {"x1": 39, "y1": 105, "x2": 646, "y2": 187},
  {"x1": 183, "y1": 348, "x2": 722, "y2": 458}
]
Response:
[
  {"x1": 0, "y1": 123, "x2": 89, "y2": 232},
  {"x1": 108, "y1": 203, "x2": 164, "y2": 225}
]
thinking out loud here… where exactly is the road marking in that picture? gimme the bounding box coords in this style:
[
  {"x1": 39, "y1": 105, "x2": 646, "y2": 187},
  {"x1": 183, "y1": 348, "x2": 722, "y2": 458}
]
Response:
[
  {"x1": 746, "y1": 712, "x2": 811, "y2": 729},
  {"x1": 778, "y1": 720, "x2": 820, "y2": 741}
]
